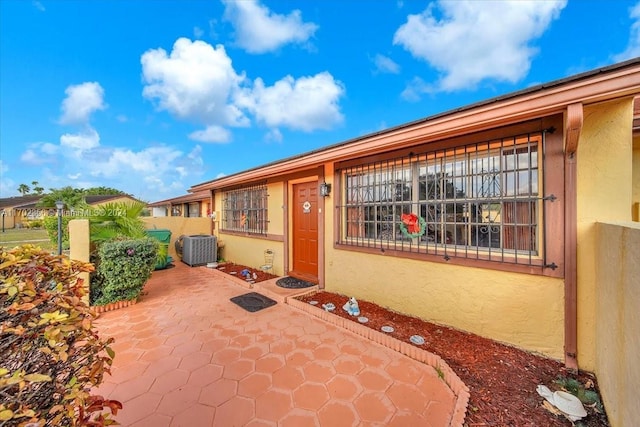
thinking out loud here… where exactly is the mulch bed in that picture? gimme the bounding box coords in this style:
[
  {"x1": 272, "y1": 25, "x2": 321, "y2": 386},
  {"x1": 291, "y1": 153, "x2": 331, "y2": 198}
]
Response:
[
  {"x1": 214, "y1": 264, "x2": 609, "y2": 426},
  {"x1": 215, "y1": 262, "x2": 278, "y2": 283},
  {"x1": 297, "y1": 291, "x2": 609, "y2": 427}
]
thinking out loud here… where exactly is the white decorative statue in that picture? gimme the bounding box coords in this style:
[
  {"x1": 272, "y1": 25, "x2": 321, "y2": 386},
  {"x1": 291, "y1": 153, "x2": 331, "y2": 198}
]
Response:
[{"x1": 343, "y1": 297, "x2": 360, "y2": 316}]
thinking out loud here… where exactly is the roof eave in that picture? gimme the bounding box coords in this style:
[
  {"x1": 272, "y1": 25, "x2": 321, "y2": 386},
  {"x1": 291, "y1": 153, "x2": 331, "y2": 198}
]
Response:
[{"x1": 147, "y1": 190, "x2": 211, "y2": 207}]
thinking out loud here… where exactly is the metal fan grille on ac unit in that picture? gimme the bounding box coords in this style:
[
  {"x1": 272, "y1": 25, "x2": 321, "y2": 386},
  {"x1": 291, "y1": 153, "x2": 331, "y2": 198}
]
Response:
[{"x1": 181, "y1": 235, "x2": 217, "y2": 266}]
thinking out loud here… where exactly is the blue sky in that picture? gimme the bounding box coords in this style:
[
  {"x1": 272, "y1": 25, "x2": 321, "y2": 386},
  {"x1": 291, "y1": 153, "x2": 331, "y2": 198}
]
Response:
[{"x1": 1, "y1": 0, "x2": 639, "y2": 203}]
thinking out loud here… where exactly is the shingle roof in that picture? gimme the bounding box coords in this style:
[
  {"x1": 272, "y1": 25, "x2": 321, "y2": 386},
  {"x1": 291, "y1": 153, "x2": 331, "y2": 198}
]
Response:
[
  {"x1": 0, "y1": 195, "x2": 42, "y2": 210},
  {"x1": 0, "y1": 194, "x2": 140, "y2": 210}
]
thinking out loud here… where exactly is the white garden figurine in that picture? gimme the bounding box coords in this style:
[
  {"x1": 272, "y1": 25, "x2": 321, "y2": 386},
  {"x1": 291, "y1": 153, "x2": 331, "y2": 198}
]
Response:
[
  {"x1": 536, "y1": 385, "x2": 587, "y2": 422},
  {"x1": 343, "y1": 297, "x2": 360, "y2": 316}
]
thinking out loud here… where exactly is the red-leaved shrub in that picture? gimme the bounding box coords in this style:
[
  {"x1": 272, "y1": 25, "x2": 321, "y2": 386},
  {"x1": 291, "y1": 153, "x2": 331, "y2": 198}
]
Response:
[{"x1": 0, "y1": 245, "x2": 121, "y2": 426}]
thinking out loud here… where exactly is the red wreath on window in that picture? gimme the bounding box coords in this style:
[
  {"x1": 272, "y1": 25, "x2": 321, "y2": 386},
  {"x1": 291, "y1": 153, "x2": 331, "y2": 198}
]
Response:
[
  {"x1": 400, "y1": 213, "x2": 426, "y2": 238},
  {"x1": 401, "y1": 213, "x2": 420, "y2": 233}
]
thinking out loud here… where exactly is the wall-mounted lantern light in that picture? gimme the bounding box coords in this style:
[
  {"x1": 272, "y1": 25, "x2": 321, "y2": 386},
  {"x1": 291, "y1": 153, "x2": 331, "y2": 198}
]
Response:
[
  {"x1": 319, "y1": 182, "x2": 332, "y2": 197},
  {"x1": 55, "y1": 200, "x2": 64, "y2": 255}
]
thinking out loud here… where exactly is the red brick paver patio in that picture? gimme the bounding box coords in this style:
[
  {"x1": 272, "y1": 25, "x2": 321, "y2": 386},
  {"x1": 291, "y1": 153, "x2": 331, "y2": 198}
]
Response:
[{"x1": 93, "y1": 262, "x2": 466, "y2": 426}]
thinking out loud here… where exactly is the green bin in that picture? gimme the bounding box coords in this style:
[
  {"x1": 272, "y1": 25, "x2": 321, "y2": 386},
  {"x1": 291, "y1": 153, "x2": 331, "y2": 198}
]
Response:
[{"x1": 145, "y1": 229, "x2": 173, "y2": 269}]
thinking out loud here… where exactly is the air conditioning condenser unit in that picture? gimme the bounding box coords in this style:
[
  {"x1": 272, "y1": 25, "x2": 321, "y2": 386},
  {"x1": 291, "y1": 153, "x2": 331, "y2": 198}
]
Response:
[{"x1": 181, "y1": 235, "x2": 217, "y2": 267}]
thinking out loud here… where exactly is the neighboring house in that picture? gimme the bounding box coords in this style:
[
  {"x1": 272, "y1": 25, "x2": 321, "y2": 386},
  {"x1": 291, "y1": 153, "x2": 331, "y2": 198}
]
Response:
[
  {"x1": 181, "y1": 58, "x2": 640, "y2": 378},
  {"x1": 147, "y1": 190, "x2": 211, "y2": 218},
  {"x1": 0, "y1": 194, "x2": 142, "y2": 228},
  {"x1": 0, "y1": 195, "x2": 43, "y2": 229}
]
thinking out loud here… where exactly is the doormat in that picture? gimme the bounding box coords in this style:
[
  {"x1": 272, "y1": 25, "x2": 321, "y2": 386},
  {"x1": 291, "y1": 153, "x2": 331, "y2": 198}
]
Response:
[
  {"x1": 230, "y1": 292, "x2": 277, "y2": 313},
  {"x1": 275, "y1": 276, "x2": 316, "y2": 289}
]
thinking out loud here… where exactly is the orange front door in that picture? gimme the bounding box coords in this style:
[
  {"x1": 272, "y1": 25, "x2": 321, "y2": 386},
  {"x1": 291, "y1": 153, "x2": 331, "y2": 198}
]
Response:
[{"x1": 291, "y1": 181, "x2": 319, "y2": 283}]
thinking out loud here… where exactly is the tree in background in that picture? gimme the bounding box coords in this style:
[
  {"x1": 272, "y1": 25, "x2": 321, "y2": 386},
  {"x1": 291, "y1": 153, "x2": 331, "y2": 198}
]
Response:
[
  {"x1": 17, "y1": 183, "x2": 30, "y2": 195},
  {"x1": 37, "y1": 186, "x2": 128, "y2": 209},
  {"x1": 84, "y1": 187, "x2": 125, "y2": 196},
  {"x1": 37, "y1": 186, "x2": 86, "y2": 209},
  {"x1": 31, "y1": 181, "x2": 45, "y2": 195}
]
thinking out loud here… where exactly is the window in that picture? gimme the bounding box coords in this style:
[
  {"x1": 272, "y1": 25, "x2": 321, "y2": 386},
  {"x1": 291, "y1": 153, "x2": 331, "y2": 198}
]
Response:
[
  {"x1": 338, "y1": 131, "x2": 546, "y2": 265},
  {"x1": 187, "y1": 202, "x2": 200, "y2": 217},
  {"x1": 222, "y1": 183, "x2": 268, "y2": 234}
]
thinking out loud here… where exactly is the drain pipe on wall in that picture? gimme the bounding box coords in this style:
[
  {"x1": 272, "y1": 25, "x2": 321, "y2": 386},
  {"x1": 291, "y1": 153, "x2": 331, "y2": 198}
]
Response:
[{"x1": 564, "y1": 102, "x2": 583, "y2": 371}]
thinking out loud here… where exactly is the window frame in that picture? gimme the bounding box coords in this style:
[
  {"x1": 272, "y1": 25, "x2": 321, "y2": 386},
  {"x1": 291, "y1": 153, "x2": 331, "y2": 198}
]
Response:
[
  {"x1": 221, "y1": 183, "x2": 268, "y2": 235},
  {"x1": 187, "y1": 202, "x2": 201, "y2": 217},
  {"x1": 334, "y1": 117, "x2": 565, "y2": 277}
]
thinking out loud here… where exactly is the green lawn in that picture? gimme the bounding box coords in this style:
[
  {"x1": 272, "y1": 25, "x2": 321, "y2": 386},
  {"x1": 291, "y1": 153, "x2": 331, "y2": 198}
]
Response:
[{"x1": 0, "y1": 228, "x2": 55, "y2": 251}]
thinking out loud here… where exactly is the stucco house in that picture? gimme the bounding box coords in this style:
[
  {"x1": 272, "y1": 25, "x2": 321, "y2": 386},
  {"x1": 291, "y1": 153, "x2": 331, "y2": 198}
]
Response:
[
  {"x1": 0, "y1": 194, "x2": 142, "y2": 229},
  {"x1": 147, "y1": 190, "x2": 211, "y2": 218},
  {"x1": 150, "y1": 58, "x2": 640, "y2": 425},
  {"x1": 0, "y1": 195, "x2": 42, "y2": 229}
]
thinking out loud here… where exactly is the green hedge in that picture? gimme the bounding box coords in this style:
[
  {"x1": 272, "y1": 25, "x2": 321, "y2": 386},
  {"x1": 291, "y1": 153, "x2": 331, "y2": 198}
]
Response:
[
  {"x1": 42, "y1": 215, "x2": 71, "y2": 250},
  {"x1": 91, "y1": 238, "x2": 158, "y2": 306}
]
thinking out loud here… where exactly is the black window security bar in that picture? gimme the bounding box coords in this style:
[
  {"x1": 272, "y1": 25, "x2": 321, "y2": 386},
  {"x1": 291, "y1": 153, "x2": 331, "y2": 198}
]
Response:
[
  {"x1": 222, "y1": 183, "x2": 268, "y2": 234},
  {"x1": 338, "y1": 131, "x2": 550, "y2": 266}
]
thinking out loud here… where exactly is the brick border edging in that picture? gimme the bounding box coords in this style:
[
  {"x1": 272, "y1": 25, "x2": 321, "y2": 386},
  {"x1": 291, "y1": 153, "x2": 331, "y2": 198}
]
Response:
[
  {"x1": 91, "y1": 299, "x2": 137, "y2": 315},
  {"x1": 286, "y1": 293, "x2": 470, "y2": 427}
]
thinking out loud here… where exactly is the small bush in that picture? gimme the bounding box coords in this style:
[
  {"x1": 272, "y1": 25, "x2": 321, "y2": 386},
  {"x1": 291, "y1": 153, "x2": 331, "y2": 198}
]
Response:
[
  {"x1": 43, "y1": 216, "x2": 72, "y2": 250},
  {"x1": 24, "y1": 219, "x2": 44, "y2": 229},
  {"x1": 91, "y1": 238, "x2": 158, "y2": 306},
  {"x1": 0, "y1": 245, "x2": 121, "y2": 426}
]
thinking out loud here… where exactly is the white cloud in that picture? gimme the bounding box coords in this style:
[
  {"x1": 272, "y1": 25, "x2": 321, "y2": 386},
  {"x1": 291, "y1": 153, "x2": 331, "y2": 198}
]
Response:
[
  {"x1": 222, "y1": 0, "x2": 318, "y2": 54},
  {"x1": 265, "y1": 128, "x2": 282, "y2": 142},
  {"x1": 193, "y1": 26, "x2": 204, "y2": 39},
  {"x1": 59, "y1": 82, "x2": 106, "y2": 124},
  {"x1": 115, "y1": 114, "x2": 128, "y2": 123},
  {"x1": 373, "y1": 54, "x2": 400, "y2": 74},
  {"x1": 21, "y1": 149, "x2": 46, "y2": 165},
  {"x1": 1, "y1": 183, "x2": 17, "y2": 197},
  {"x1": 246, "y1": 72, "x2": 345, "y2": 132},
  {"x1": 175, "y1": 166, "x2": 187, "y2": 178},
  {"x1": 32, "y1": 1, "x2": 45, "y2": 12},
  {"x1": 614, "y1": 2, "x2": 640, "y2": 62},
  {"x1": 189, "y1": 125, "x2": 231, "y2": 143},
  {"x1": 4, "y1": 68, "x2": 205, "y2": 202},
  {"x1": 27, "y1": 141, "x2": 205, "y2": 201},
  {"x1": 40, "y1": 142, "x2": 58, "y2": 155},
  {"x1": 142, "y1": 38, "x2": 345, "y2": 137},
  {"x1": 393, "y1": 0, "x2": 567, "y2": 93},
  {"x1": 401, "y1": 77, "x2": 430, "y2": 102},
  {"x1": 19, "y1": 142, "x2": 59, "y2": 165},
  {"x1": 0, "y1": 160, "x2": 13, "y2": 197},
  {"x1": 89, "y1": 146, "x2": 183, "y2": 178},
  {"x1": 60, "y1": 127, "x2": 100, "y2": 151},
  {"x1": 141, "y1": 38, "x2": 249, "y2": 127},
  {"x1": 187, "y1": 145, "x2": 203, "y2": 166}
]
